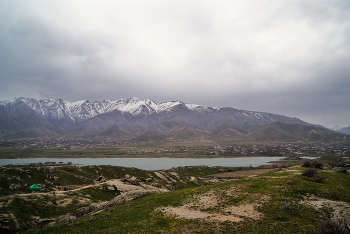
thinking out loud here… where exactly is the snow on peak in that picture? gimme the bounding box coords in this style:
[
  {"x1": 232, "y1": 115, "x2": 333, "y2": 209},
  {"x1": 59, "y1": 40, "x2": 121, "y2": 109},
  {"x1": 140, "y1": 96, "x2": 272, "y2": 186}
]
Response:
[
  {"x1": 1, "y1": 97, "x2": 211, "y2": 119},
  {"x1": 126, "y1": 97, "x2": 142, "y2": 103},
  {"x1": 117, "y1": 98, "x2": 151, "y2": 114},
  {"x1": 186, "y1": 104, "x2": 202, "y2": 109},
  {"x1": 324, "y1": 124, "x2": 350, "y2": 131},
  {"x1": 156, "y1": 101, "x2": 184, "y2": 112}
]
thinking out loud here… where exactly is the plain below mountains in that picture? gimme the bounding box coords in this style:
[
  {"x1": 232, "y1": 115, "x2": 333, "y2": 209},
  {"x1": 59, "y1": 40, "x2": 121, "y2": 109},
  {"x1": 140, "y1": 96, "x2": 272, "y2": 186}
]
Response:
[{"x1": 0, "y1": 97, "x2": 347, "y2": 141}]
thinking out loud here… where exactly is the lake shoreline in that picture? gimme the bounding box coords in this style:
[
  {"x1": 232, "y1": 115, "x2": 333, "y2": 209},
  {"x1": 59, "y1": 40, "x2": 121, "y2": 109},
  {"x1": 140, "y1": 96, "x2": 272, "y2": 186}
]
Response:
[
  {"x1": 0, "y1": 154, "x2": 284, "y2": 159},
  {"x1": 0, "y1": 156, "x2": 285, "y2": 170}
]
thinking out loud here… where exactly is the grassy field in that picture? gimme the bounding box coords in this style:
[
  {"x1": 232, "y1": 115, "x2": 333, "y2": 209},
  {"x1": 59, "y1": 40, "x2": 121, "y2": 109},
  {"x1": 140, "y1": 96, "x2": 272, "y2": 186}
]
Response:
[
  {"x1": 1, "y1": 151, "x2": 349, "y2": 233},
  {"x1": 28, "y1": 165, "x2": 350, "y2": 234},
  {"x1": 1, "y1": 138, "x2": 347, "y2": 159}
]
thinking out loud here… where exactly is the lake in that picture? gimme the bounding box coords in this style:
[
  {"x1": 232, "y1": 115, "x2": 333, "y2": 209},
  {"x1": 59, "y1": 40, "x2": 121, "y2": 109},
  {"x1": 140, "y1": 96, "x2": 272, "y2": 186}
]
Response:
[{"x1": 0, "y1": 157, "x2": 283, "y2": 170}]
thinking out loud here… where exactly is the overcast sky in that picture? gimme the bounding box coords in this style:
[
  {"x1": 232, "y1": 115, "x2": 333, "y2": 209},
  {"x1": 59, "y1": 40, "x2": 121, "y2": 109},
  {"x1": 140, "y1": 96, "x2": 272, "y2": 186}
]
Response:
[{"x1": 0, "y1": 0, "x2": 349, "y2": 125}]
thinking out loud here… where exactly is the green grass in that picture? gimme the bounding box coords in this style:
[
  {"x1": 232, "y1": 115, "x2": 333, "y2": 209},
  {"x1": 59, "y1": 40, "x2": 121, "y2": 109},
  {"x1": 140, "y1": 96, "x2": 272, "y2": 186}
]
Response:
[
  {"x1": 80, "y1": 186, "x2": 120, "y2": 202},
  {"x1": 1, "y1": 162, "x2": 349, "y2": 233},
  {"x1": 0, "y1": 194, "x2": 86, "y2": 228},
  {"x1": 0, "y1": 165, "x2": 159, "y2": 196},
  {"x1": 32, "y1": 167, "x2": 350, "y2": 234},
  {"x1": 0, "y1": 146, "x2": 22, "y2": 158},
  {"x1": 167, "y1": 165, "x2": 226, "y2": 178}
]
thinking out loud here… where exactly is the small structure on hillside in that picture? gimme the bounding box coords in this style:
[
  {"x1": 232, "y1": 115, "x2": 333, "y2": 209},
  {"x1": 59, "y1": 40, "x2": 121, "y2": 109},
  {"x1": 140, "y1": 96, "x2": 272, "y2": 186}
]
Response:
[{"x1": 29, "y1": 184, "x2": 42, "y2": 192}]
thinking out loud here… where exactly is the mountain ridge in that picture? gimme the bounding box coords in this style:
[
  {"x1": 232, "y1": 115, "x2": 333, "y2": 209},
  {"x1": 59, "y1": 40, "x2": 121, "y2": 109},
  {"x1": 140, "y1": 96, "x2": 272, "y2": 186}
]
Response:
[
  {"x1": 0, "y1": 97, "x2": 347, "y2": 141},
  {"x1": 0, "y1": 97, "x2": 299, "y2": 122}
]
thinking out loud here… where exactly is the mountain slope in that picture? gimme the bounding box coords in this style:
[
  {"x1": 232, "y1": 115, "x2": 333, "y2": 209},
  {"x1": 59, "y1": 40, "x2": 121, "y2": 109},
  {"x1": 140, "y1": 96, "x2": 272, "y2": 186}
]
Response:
[
  {"x1": 0, "y1": 100, "x2": 59, "y2": 138},
  {"x1": 0, "y1": 97, "x2": 347, "y2": 141},
  {"x1": 249, "y1": 122, "x2": 346, "y2": 141},
  {"x1": 324, "y1": 124, "x2": 350, "y2": 135},
  {"x1": 339, "y1": 127, "x2": 350, "y2": 135}
]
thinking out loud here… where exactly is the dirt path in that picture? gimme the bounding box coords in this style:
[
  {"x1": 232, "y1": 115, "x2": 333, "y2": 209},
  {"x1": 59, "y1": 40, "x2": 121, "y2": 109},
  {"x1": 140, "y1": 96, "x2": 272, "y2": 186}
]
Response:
[
  {"x1": 1, "y1": 168, "x2": 273, "y2": 200},
  {"x1": 0, "y1": 178, "x2": 166, "y2": 201},
  {"x1": 1, "y1": 184, "x2": 97, "y2": 199},
  {"x1": 159, "y1": 187, "x2": 270, "y2": 223}
]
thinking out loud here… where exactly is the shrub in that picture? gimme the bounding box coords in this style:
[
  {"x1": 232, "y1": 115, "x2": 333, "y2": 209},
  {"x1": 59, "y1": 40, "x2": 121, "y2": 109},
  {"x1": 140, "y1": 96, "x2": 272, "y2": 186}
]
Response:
[
  {"x1": 302, "y1": 160, "x2": 324, "y2": 169},
  {"x1": 312, "y1": 174, "x2": 325, "y2": 183},
  {"x1": 302, "y1": 160, "x2": 312, "y2": 167},
  {"x1": 339, "y1": 167, "x2": 349, "y2": 173},
  {"x1": 312, "y1": 160, "x2": 324, "y2": 169},
  {"x1": 302, "y1": 168, "x2": 325, "y2": 183},
  {"x1": 319, "y1": 217, "x2": 350, "y2": 234},
  {"x1": 302, "y1": 168, "x2": 319, "y2": 177}
]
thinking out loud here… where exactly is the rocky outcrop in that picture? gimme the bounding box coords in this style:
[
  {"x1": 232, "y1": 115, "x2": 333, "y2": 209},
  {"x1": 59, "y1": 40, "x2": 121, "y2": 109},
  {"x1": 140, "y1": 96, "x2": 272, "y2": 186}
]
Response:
[
  {"x1": 95, "y1": 175, "x2": 106, "y2": 183},
  {"x1": 33, "y1": 214, "x2": 76, "y2": 228},
  {"x1": 121, "y1": 174, "x2": 140, "y2": 185},
  {"x1": 128, "y1": 177, "x2": 140, "y2": 185},
  {"x1": 0, "y1": 214, "x2": 12, "y2": 232},
  {"x1": 151, "y1": 183, "x2": 162, "y2": 188},
  {"x1": 9, "y1": 184, "x2": 23, "y2": 193},
  {"x1": 73, "y1": 190, "x2": 157, "y2": 217},
  {"x1": 146, "y1": 178, "x2": 153, "y2": 183}
]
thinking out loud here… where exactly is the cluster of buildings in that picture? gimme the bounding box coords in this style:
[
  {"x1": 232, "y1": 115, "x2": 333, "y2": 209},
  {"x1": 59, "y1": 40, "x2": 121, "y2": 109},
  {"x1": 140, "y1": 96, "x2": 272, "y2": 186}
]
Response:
[
  {"x1": 214, "y1": 142, "x2": 350, "y2": 156},
  {"x1": 0, "y1": 139, "x2": 349, "y2": 157},
  {"x1": 125, "y1": 142, "x2": 350, "y2": 157},
  {"x1": 0, "y1": 138, "x2": 145, "y2": 150}
]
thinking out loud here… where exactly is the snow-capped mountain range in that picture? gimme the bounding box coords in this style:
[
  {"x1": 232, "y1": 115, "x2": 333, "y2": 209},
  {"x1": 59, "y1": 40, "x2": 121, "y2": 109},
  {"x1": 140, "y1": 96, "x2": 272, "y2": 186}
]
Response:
[
  {"x1": 0, "y1": 97, "x2": 289, "y2": 123},
  {"x1": 0, "y1": 97, "x2": 347, "y2": 140},
  {"x1": 0, "y1": 97, "x2": 211, "y2": 121}
]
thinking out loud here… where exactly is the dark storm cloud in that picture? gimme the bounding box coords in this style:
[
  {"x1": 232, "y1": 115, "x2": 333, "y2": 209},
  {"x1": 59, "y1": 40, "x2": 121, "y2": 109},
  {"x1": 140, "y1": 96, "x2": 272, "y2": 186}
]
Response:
[{"x1": 0, "y1": 0, "x2": 349, "y2": 125}]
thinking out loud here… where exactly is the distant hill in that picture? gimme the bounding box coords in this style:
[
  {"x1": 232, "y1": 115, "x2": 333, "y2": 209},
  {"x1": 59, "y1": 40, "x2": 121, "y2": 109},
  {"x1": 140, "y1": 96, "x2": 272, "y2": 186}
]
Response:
[
  {"x1": 249, "y1": 122, "x2": 346, "y2": 141},
  {"x1": 0, "y1": 97, "x2": 347, "y2": 141},
  {"x1": 324, "y1": 124, "x2": 350, "y2": 135}
]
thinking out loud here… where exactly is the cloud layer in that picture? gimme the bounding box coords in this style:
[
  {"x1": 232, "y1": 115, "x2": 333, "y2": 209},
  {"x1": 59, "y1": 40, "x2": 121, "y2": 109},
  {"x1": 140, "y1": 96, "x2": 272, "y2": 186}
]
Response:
[{"x1": 1, "y1": 0, "x2": 350, "y2": 125}]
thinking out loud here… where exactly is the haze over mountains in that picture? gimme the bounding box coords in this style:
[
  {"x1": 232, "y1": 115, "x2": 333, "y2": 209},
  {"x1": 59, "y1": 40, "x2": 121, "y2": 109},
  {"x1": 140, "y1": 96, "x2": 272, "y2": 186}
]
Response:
[
  {"x1": 0, "y1": 97, "x2": 347, "y2": 141},
  {"x1": 323, "y1": 125, "x2": 350, "y2": 136}
]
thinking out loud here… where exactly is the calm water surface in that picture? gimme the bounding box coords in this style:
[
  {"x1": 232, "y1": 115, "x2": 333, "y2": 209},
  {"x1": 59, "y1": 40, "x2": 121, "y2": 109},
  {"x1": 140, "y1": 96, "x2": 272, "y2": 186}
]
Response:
[{"x1": 0, "y1": 157, "x2": 283, "y2": 170}]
